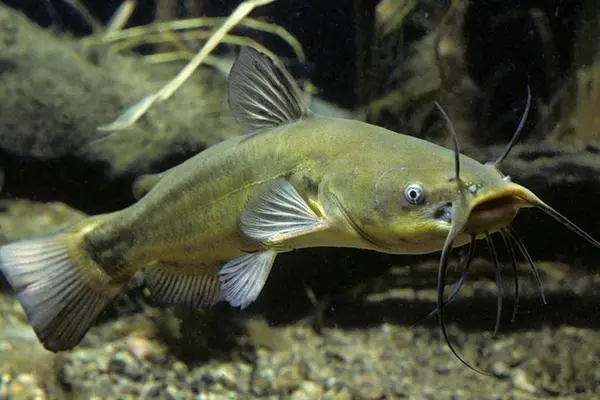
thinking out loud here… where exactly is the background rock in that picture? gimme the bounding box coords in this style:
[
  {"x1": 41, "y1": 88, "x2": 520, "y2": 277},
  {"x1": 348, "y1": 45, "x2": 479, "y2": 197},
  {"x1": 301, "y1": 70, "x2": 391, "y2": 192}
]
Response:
[{"x1": 0, "y1": 4, "x2": 239, "y2": 212}]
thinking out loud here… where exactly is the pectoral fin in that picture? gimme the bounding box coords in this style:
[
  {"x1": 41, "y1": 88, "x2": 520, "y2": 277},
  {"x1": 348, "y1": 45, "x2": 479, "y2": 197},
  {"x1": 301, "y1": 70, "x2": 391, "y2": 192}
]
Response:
[
  {"x1": 144, "y1": 261, "x2": 223, "y2": 308},
  {"x1": 223, "y1": 179, "x2": 329, "y2": 309},
  {"x1": 241, "y1": 178, "x2": 330, "y2": 245},
  {"x1": 219, "y1": 250, "x2": 277, "y2": 309}
]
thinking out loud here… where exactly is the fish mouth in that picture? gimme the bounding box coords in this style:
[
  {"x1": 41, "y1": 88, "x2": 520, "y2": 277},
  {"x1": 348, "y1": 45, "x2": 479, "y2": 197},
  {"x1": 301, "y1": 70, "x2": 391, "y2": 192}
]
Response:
[{"x1": 462, "y1": 183, "x2": 534, "y2": 235}]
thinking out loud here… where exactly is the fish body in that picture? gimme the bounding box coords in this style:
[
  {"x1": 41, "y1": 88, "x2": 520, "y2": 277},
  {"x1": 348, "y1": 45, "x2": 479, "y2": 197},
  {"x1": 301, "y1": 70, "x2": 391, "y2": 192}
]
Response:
[
  {"x1": 1, "y1": 47, "x2": 598, "y2": 354},
  {"x1": 108, "y1": 117, "x2": 500, "y2": 263}
]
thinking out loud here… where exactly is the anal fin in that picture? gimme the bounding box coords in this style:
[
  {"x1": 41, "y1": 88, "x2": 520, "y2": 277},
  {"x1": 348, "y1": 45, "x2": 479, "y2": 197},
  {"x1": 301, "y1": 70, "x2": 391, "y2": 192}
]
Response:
[
  {"x1": 144, "y1": 261, "x2": 223, "y2": 308},
  {"x1": 219, "y1": 250, "x2": 277, "y2": 309}
]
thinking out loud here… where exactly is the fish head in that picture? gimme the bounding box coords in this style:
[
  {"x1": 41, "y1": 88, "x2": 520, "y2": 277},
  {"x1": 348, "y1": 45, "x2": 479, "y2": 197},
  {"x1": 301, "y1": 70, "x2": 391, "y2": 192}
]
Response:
[{"x1": 324, "y1": 142, "x2": 541, "y2": 254}]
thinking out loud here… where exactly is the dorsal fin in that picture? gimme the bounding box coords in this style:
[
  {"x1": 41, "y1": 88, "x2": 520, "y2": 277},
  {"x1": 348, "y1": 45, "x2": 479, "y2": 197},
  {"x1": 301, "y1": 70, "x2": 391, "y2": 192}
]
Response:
[{"x1": 228, "y1": 47, "x2": 309, "y2": 133}]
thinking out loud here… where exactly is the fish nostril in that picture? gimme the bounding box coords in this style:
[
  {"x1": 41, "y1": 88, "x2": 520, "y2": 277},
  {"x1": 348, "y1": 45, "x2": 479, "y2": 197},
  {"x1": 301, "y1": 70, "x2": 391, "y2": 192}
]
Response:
[{"x1": 434, "y1": 203, "x2": 452, "y2": 222}]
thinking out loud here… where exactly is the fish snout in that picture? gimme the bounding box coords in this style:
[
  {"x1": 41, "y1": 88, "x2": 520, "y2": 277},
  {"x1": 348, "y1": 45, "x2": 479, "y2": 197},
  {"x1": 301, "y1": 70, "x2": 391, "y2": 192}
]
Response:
[
  {"x1": 463, "y1": 197, "x2": 520, "y2": 234},
  {"x1": 462, "y1": 183, "x2": 534, "y2": 234}
]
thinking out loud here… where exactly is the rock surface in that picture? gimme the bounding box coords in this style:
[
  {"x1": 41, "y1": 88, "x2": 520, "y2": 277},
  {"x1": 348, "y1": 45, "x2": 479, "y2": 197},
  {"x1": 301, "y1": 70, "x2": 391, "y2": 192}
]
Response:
[{"x1": 2, "y1": 285, "x2": 600, "y2": 399}]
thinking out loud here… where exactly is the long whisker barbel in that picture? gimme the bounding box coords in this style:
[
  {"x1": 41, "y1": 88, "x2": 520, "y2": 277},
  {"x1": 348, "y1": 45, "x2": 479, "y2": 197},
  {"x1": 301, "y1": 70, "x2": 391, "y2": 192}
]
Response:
[
  {"x1": 500, "y1": 229, "x2": 520, "y2": 322},
  {"x1": 425, "y1": 235, "x2": 476, "y2": 320},
  {"x1": 506, "y1": 227, "x2": 547, "y2": 304},
  {"x1": 485, "y1": 233, "x2": 504, "y2": 337},
  {"x1": 435, "y1": 101, "x2": 462, "y2": 182},
  {"x1": 430, "y1": 231, "x2": 522, "y2": 334},
  {"x1": 437, "y1": 221, "x2": 489, "y2": 375},
  {"x1": 493, "y1": 83, "x2": 532, "y2": 166}
]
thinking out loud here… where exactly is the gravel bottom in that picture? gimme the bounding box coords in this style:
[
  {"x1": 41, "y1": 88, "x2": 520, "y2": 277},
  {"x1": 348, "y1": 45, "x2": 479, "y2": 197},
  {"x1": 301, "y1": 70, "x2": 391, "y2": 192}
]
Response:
[{"x1": 2, "y1": 262, "x2": 600, "y2": 400}]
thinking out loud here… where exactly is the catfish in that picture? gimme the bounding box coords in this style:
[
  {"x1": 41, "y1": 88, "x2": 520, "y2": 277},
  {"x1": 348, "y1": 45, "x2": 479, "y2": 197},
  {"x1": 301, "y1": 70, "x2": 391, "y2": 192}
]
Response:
[{"x1": 1, "y1": 48, "x2": 598, "y2": 370}]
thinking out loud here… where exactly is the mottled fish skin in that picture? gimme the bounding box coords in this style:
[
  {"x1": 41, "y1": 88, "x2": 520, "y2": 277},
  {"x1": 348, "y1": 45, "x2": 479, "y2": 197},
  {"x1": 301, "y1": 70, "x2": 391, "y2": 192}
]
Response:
[{"x1": 1, "y1": 47, "x2": 598, "y2": 352}]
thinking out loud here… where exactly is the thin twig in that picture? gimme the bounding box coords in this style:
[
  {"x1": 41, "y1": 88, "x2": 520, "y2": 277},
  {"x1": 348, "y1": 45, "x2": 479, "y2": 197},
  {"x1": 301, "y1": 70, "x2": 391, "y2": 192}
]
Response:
[
  {"x1": 115, "y1": 31, "x2": 279, "y2": 64},
  {"x1": 86, "y1": 16, "x2": 304, "y2": 63},
  {"x1": 61, "y1": 0, "x2": 104, "y2": 32},
  {"x1": 98, "y1": 0, "x2": 277, "y2": 132},
  {"x1": 105, "y1": 0, "x2": 137, "y2": 34}
]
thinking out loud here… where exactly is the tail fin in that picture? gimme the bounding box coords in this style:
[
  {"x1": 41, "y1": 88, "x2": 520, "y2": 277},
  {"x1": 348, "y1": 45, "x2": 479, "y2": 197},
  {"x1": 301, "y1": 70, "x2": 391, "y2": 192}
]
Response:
[{"x1": 0, "y1": 226, "x2": 126, "y2": 352}]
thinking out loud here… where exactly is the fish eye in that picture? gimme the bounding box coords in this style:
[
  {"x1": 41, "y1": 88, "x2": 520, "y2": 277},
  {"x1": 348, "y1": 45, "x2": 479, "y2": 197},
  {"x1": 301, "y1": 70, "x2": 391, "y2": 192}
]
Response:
[{"x1": 404, "y1": 183, "x2": 425, "y2": 205}]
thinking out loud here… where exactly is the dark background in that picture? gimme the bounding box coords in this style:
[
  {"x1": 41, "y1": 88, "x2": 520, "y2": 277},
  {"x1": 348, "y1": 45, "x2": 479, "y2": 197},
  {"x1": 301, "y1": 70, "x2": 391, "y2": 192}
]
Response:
[{"x1": 3, "y1": 0, "x2": 583, "y2": 115}]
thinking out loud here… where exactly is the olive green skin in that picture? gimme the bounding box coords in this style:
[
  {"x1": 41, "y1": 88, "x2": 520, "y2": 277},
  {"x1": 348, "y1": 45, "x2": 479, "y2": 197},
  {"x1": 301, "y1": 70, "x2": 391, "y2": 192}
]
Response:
[{"x1": 88, "y1": 115, "x2": 513, "y2": 270}]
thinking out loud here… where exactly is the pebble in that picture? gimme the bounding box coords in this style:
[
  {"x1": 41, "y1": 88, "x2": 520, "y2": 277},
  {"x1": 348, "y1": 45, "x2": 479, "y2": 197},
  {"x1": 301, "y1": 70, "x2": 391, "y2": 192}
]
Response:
[
  {"x1": 126, "y1": 335, "x2": 166, "y2": 363},
  {"x1": 251, "y1": 367, "x2": 276, "y2": 395},
  {"x1": 140, "y1": 381, "x2": 163, "y2": 397},
  {"x1": 171, "y1": 361, "x2": 188, "y2": 380},
  {"x1": 213, "y1": 365, "x2": 239, "y2": 390},
  {"x1": 108, "y1": 351, "x2": 144, "y2": 381},
  {"x1": 89, "y1": 375, "x2": 115, "y2": 398},
  {"x1": 435, "y1": 363, "x2": 451, "y2": 375},
  {"x1": 290, "y1": 381, "x2": 325, "y2": 400},
  {"x1": 164, "y1": 384, "x2": 183, "y2": 400},
  {"x1": 352, "y1": 372, "x2": 384, "y2": 399},
  {"x1": 512, "y1": 369, "x2": 537, "y2": 394},
  {"x1": 190, "y1": 372, "x2": 216, "y2": 393},
  {"x1": 325, "y1": 386, "x2": 353, "y2": 400},
  {"x1": 491, "y1": 361, "x2": 511, "y2": 379},
  {"x1": 276, "y1": 363, "x2": 307, "y2": 392}
]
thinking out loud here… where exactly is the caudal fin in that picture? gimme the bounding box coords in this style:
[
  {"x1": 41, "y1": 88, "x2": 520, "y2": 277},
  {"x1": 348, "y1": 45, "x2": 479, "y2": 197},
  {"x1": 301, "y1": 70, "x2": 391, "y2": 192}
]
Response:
[{"x1": 0, "y1": 229, "x2": 125, "y2": 352}]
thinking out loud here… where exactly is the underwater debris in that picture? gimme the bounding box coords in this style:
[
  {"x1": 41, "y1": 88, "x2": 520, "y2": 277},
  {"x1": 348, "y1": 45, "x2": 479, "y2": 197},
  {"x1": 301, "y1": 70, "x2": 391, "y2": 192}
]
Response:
[
  {"x1": 550, "y1": 64, "x2": 600, "y2": 146},
  {"x1": 0, "y1": 2, "x2": 242, "y2": 186},
  {"x1": 362, "y1": 0, "x2": 477, "y2": 149},
  {"x1": 97, "y1": 0, "x2": 296, "y2": 132},
  {"x1": 548, "y1": 0, "x2": 600, "y2": 147},
  {"x1": 39, "y1": 1, "x2": 305, "y2": 144}
]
